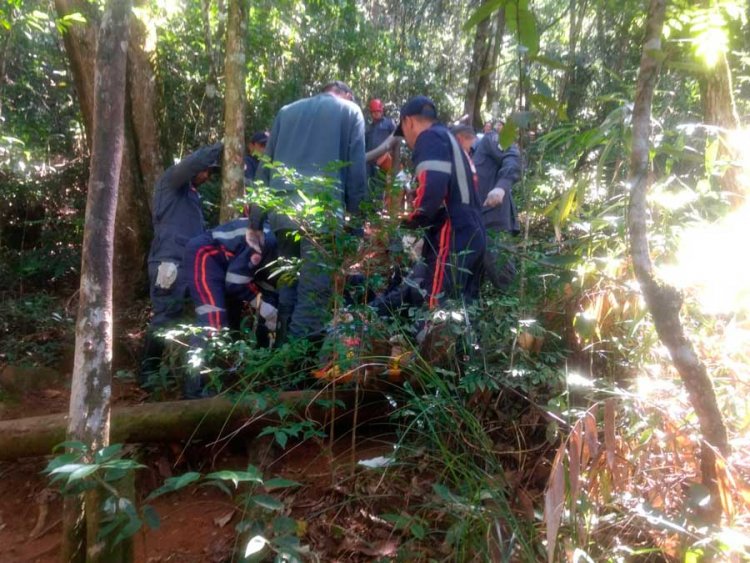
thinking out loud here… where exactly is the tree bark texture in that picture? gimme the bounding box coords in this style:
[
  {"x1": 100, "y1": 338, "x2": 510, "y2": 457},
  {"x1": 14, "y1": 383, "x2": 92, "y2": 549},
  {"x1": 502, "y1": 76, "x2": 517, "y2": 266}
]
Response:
[
  {"x1": 485, "y1": 8, "x2": 506, "y2": 114},
  {"x1": 219, "y1": 0, "x2": 248, "y2": 223},
  {"x1": 699, "y1": 50, "x2": 742, "y2": 202},
  {"x1": 627, "y1": 0, "x2": 729, "y2": 524},
  {"x1": 464, "y1": 4, "x2": 493, "y2": 130},
  {"x1": 55, "y1": 0, "x2": 160, "y2": 308},
  {"x1": 61, "y1": 2, "x2": 131, "y2": 560},
  {"x1": 0, "y1": 390, "x2": 387, "y2": 461}
]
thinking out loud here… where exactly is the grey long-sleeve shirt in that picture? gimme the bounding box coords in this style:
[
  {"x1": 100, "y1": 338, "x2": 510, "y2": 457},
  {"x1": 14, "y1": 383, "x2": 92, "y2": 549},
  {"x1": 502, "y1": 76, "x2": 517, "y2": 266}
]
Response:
[
  {"x1": 252, "y1": 92, "x2": 367, "y2": 231},
  {"x1": 472, "y1": 131, "x2": 521, "y2": 234}
]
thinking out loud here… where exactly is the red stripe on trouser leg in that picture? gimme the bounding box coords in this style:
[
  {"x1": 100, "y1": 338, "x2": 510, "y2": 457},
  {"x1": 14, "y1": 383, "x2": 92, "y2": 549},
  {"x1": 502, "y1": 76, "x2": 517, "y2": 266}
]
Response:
[
  {"x1": 198, "y1": 248, "x2": 223, "y2": 329},
  {"x1": 408, "y1": 170, "x2": 428, "y2": 222},
  {"x1": 429, "y1": 220, "x2": 451, "y2": 309}
]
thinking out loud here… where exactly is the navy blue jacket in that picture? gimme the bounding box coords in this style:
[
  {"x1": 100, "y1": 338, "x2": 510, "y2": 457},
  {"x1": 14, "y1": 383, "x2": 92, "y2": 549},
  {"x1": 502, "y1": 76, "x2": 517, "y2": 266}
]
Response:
[
  {"x1": 365, "y1": 116, "x2": 396, "y2": 152},
  {"x1": 244, "y1": 155, "x2": 260, "y2": 182},
  {"x1": 148, "y1": 143, "x2": 223, "y2": 265},
  {"x1": 404, "y1": 123, "x2": 484, "y2": 234},
  {"x1": 472, "y1": 131, "x2": 521, "y2": 234},
  {"x1": 252, "y1": 92, "x2": 367, "y2": 231}
]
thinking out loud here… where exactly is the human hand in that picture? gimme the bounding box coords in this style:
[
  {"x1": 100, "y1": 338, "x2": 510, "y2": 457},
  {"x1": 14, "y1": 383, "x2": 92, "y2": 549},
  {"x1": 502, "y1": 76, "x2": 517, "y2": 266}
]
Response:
[
  {"x1": 483, "y1": 187, "x2": 505, "y2": 208},
  {"x1": 245, "y1": 228, "x2": 265, "y2": 253}
]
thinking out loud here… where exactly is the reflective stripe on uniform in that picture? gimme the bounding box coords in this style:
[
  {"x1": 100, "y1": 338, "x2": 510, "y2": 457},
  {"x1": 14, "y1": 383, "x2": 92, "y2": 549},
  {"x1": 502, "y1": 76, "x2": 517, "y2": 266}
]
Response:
[
  {"x1": 447, "y1": 134, "x2": 471, "y2": 205},
  {"x1": 226, "y1": 272, "x2": 252, "y2": 285},
  {"x1": 212, "y1": 227, "x2": 247, "y2": 241},
  {"x1": 196, "y1": 304, "x2": 225, "y2": 315},
  {"x1": 415, "y1": 159, "x2": 452, "y2": 175}
]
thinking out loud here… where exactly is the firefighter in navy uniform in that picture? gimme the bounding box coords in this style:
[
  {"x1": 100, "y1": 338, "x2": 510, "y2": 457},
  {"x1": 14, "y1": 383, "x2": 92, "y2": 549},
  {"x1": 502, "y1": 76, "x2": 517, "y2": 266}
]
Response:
[
  {"x1": 182, "y1": 217, "x2": 278, "y2": 396},
  {"x1": 244, "y1": 131, "x2": 269, "y2": 182},
  {"x1": 371, "y1": 96, "x2": 486, "y2": 315},
  {"x1": 140, "y1": 142, "x2": 223, "y2": 386}
]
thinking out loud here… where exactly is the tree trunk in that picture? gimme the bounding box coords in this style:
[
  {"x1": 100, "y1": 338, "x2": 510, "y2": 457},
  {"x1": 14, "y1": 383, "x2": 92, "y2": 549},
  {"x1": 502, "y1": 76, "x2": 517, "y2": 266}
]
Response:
[
  {"x1": 627, "y1": 0, "x2": 729, "y2": 525},
  {"x1": 61, "y1": 2, "x2": 131, "y2": 561},
  {"x1": 55, "y1": 0, "x2": 159, "y2": 308},
  {"x1": 700, "y1": 50, "x2": 742, "y2": 203},
  {"x1": 219, "y1": 0, "x2": 248, "y2": 223},
  {"x1": 485, "y1": 8, "x2": 506, "y2": 115},
  {"x1": 464, "y1": 4, "x2": 493, "y2": 130},
  {"x1": 200, "y1": 0, "x2": 222, "y2": 143},
  {"x1": 0, "y1": 390, "x2": 387, "y2": 461}
]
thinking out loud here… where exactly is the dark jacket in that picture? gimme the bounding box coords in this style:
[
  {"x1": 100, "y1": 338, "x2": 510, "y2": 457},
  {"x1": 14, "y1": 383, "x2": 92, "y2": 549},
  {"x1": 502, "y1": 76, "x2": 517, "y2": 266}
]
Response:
[
  {"x1": 365, "y1": 116, "x2": 396, "y2": 152},
  {"x1": 148, "y1": 143, "x2": 223, "y2": 265},
  {"x1": 253, "y1": 92, "x2": 367, "y2": 232},
  {"x1": 244, "y1": 155, "x2": 261, "y2": 182},
  {"x1": 404, "y1": 123, "x2": 484, "y2": 234},
  {"x1": 472, "y1": 131, "x2": 521, "y2": 234}
]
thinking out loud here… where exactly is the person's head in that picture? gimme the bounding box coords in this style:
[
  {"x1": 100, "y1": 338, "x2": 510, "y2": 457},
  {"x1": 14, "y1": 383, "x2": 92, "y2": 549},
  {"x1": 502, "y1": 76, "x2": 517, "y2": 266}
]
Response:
[
  {"x1": 322, "y1": 80, "x2": 354, "y2": 101},
  {"x1": 369, "y1": 98, "x2": 384, "y2": 121},
  {"x1": 247, "y1": 130, "x2": 269, "y2": 156},
  {"x1": 193, "y1": 152, "x2": 222, "y2": 186},
  {"x1": 394, "y1": 96, "x2": 438, "y2": 149},
  {"x1": 494, "y1": 119, "x2": 505, "y2": 133},
  {"x1": 483, "y1": 121, "x2": 493, "y2": 134},
  {"x1": 450, "y1": 125, "x2": 477, "y2": 154}
]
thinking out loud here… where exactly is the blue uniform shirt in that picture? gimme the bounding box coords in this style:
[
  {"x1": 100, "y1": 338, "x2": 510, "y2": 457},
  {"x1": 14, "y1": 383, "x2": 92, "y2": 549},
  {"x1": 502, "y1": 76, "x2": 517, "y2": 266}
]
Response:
[
  {"x1": 472, "y1": 131, "x2": 521, "y2": 234},
  {"x1": 148, "y1": 143, "x2": 223, "y2": 265}
]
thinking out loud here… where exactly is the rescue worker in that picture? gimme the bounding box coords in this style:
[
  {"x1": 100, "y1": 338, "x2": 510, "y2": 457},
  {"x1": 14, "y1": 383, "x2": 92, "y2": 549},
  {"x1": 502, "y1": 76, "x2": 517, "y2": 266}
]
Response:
[
  {"x1": 472, "y1": 118, "x2": 521, "y2": 290},
  {"x1": 450, "y1": 124, "x2": 478, "y2": 156},
  {"x1": 247, "y1": 80, "x2": 367, "y2": 345},
  {"x1": 244, "y1": 130, "x2": 269, "y2": 182},
  {"x1": 140, "y1": 142, "x2": 223, "y2": 385},
  {"x1": 182, "y1": 217, "x2": 278, "y2": 396},
  {"x1": 371, "y1": 96, "x2": 486, "y2": 316},
  {"x1": 365, "y1": 98, "x2": 396, "y2": 179}
]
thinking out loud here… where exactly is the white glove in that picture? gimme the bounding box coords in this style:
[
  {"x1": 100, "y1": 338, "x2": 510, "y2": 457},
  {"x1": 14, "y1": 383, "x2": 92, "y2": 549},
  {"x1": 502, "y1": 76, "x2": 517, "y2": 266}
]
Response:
[
  {"x1": 245, "y1": 228, "x2": 265, "y2": 254},
  {"x1": 256, "y1": 300, "x2": 278, "y2": 332},
  {"x1": 155, "y1": 261, "x2": 178, "y2": 289},
  {"x1": 483, "y1": 187, "x2": 506, "y2": 208},
  {"x1": 402, "y1": 235, "x2": 424, "y2": 262}
]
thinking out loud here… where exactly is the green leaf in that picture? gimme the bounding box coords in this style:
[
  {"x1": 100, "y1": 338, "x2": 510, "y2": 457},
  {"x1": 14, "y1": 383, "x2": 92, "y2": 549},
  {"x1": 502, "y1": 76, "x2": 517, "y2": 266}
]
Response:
[
  {"x1": 263, "y1": 477, "x2": 301, "y2": 490},
  {"x1": 52, "y1": 440, "x2": 87, "y2": 453},
  {"x1": 95, "y1": 444, "x2": 124, "y2": 463},
  {"x1": 143, "y1": 505, "x2": 161, "y2": 529},
  {"x1": 274, "y1": 430, "x2": 288, "y2": 448},
  {"x1": 464, "y1": 0, "x2": 505, "y2": 30},
  {"x1": 206, "y1": 468, "x2": 264, "y2": 487},
  {"x1": 705, "y1": 137, "x2": 719, "y2": 175},
  {"x1": 146, "y1": 471, "x2": 201, "y2": 500},
  {"x1": 499, "y1": 119, "x2": 518, "y2": 150},
  {"x1": 68, "y1": 464, "x2": 99, "y2": 482},
  {"x1": 251, "y1": 494, "x2": 284, "y2": 511}
]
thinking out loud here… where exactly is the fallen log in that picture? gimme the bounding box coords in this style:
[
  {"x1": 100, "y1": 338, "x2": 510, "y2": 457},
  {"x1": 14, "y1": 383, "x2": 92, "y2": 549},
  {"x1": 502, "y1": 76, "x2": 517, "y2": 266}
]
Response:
[{"x1": 0, "y1": 389, "x2": 389, "y2": 461}]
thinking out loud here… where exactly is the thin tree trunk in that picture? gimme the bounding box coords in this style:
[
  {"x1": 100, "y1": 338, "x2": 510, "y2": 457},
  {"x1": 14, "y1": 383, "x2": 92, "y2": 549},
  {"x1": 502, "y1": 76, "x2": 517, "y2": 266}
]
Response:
[
  {"x1": 61, "y1": 2, "x2": 131, "y2": 560},
  {"x1": 485, "y1": 8, "x2": 506, "y2": 114},
  {"x1": 628, "y1": 0, "x2": 729, "y2": 525},
  {"x1": 700, "y1": 49, "x2": 742, "y2": 203},
  {"x1": 464, "y1": 4, "x2": 493, "y2": 130},
  {"x1": 219, "y1": 0, "x2": 248, "y2": 222}
]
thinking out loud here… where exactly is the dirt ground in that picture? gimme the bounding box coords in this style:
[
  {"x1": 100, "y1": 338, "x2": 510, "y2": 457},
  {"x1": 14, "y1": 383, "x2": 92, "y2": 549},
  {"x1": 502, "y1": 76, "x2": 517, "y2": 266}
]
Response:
[{"x1": 0, "y1": 369, "x2": 401, "y2": 562}]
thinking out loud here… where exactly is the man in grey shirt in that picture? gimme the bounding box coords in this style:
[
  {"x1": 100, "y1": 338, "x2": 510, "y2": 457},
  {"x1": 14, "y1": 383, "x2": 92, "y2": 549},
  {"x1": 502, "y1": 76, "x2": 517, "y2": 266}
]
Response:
[{"x1": 248, "y1": 80, "x2": 367, "y2": 344}]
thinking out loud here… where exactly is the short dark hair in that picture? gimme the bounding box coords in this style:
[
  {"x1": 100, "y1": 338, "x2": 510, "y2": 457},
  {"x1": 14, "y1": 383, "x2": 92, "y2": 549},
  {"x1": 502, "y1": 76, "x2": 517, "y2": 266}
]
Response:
[
  {"x1": 451, "y1": 125, "x2": 476, "y2": 138},
  {"x1": 322, "y1": 80, "x2": 353, "y2": 97}
]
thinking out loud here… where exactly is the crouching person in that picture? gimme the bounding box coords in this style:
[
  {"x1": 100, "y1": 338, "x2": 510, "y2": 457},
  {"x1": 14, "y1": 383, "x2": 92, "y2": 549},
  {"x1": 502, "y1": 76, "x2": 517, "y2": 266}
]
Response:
[{"x1": 182, "y1": 217, "x2": 278, "y2": 397}]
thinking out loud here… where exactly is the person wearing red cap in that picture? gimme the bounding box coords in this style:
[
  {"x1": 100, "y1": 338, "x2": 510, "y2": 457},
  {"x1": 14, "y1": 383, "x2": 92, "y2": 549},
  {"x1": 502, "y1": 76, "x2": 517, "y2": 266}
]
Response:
[{"x1": 365, "y1": 98, "x2": 396, "y2": 179}]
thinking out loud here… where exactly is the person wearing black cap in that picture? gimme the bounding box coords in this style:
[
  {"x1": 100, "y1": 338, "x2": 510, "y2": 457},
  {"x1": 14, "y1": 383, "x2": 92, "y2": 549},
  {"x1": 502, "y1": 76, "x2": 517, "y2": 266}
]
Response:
[
  {"x1": 372, "y1": 96, "x2": 486, "y2": 315},
  {"x1": 244, "y1": 130, "x2": 269, "y2": 182},
  {"x1": 140, "y1": 143, "x2": 224, "y2": 385},
  {"x1": 472, "y1": 119, "x2": 521, "y2": 290},
  {"x1": 246, "y1": 80, "x2": 367, "y2": 345}
]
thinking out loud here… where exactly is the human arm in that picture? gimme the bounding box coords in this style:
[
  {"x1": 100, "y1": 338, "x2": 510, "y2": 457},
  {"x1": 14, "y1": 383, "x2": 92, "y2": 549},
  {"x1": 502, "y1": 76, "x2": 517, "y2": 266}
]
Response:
[{"x1": 158, "y1": 143, "x2": 223, "y2": 191}]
